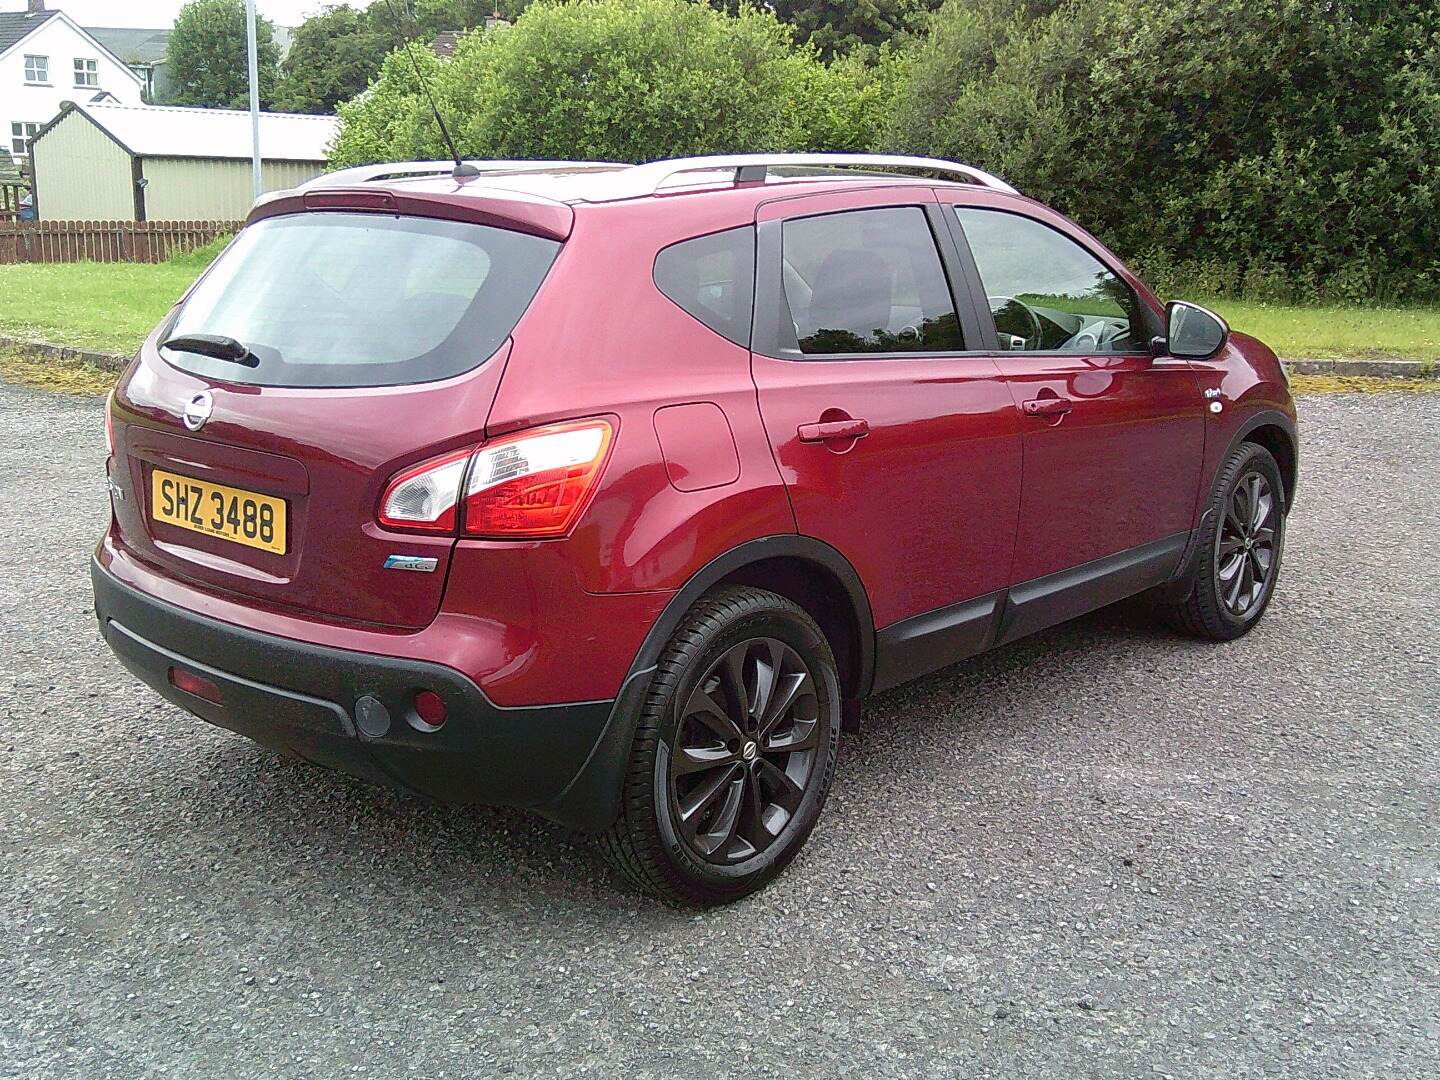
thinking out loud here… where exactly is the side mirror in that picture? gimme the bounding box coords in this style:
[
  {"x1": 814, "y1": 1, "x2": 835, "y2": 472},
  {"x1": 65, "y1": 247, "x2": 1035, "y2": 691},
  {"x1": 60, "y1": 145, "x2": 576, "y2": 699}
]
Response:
[{"x1": 1165, "y1": 300, "x2": 1229, "y2": 359}]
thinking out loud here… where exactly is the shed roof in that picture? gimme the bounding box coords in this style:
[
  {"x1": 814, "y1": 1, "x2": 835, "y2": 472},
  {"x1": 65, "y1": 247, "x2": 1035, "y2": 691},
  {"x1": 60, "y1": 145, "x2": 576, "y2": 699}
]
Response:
[
  {"x1": 50, "y1": 102, "x2": 338, "y2": 163},
  {"x1": 0, "y1": 9, "x2": 59, "y2": 53}
]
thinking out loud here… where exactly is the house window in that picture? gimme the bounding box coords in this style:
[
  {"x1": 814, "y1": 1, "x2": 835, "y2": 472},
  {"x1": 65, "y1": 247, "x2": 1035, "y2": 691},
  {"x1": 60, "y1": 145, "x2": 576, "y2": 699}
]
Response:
[
  {"x1": 74, "y1": 58, "x2": 99, "y2": 87},
  {"x1": 23, "y1": 55, "x2": 49, "y2": 84},
  {"x1": 10, "y1": 122, "x2": 39, "y2": 157}
]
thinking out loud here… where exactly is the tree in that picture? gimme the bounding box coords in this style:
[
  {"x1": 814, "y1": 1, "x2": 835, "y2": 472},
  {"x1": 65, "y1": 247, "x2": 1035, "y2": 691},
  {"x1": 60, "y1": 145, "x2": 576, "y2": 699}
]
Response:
[
  {"x1": 168, "y1": 0, "x2": 281, "y2": 109},
  {"x1": 331, "y1": 0, "x2": 865, "y2": 167},
  {"x1": 273, "y1": 4, "x2": 390, "y2": 114},
  {"x1": 885, "y1": 0, "x2": 1440, "y2": 302},
  {"x1": 769, "y1": 1, "x2": 940, "y2": 59}
]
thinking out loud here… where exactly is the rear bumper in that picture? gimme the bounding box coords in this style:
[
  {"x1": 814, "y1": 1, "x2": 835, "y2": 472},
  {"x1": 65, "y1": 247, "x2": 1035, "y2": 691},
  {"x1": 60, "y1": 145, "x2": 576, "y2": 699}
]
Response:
[{"x1": 92, "y1": 557, "x2": 621, "y2": 830}]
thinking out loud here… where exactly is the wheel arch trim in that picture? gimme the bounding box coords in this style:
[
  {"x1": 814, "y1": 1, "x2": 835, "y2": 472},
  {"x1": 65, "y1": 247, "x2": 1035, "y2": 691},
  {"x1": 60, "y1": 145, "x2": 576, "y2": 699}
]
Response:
[
  {"x1": 541, "y1": 534, "x2": 876, "y2": 833},
  {"x1": 1226, "y1": 408, "x2": 1298, "y2": 510}
]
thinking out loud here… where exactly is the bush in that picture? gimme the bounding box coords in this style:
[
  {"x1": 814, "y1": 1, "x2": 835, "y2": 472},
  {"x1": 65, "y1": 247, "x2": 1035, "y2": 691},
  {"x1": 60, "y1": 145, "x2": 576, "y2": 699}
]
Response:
[
  {"x1": 886, "y1": 0, "x2": 1440, "y2": 303},
  {"x1": 331, "y1": 0, "x2": 871, "y2": 167}
]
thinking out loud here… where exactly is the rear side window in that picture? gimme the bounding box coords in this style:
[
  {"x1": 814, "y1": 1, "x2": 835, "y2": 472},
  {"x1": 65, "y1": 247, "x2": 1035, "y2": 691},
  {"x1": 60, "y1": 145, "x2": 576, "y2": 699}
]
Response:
[
  {"x1": 780, "y1": 207, "x2": 964, "y2": 356},
  {"x1": 164, "y1": 212, "x2": 561, "y2": 388},
  {"x1": 654, "y1": 226, "x2": 755, "y2": 347}
]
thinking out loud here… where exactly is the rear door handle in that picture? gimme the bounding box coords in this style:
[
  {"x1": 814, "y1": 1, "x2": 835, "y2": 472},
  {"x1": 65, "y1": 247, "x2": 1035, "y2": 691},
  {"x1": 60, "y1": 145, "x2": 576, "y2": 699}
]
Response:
[
  {"x1": 798, "y1": 418, "x2": 870, "y2": 443},
  {"x1": 1022, "y1": 397, "x2": 1073, "y2": 417}
]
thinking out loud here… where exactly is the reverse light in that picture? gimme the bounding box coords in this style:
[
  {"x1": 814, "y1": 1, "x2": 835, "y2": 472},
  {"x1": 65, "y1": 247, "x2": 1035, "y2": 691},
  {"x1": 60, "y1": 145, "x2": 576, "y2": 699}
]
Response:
[
  {"x1": 377, "y1": 448, "x2": 471, "y2": 532},
  {"x1": 462, "y1": 420, "x2": 614, "y2": 538}
]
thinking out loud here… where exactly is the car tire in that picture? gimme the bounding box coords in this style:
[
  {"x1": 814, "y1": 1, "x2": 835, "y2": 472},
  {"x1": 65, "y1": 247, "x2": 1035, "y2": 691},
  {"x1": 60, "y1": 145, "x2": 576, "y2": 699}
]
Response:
[
  {"x1": 598, "y1": 586, "x2": 841, "y2": 906},
  {"x1": 1161, "y1": 442, "x2": 1287, "y2": 641}
]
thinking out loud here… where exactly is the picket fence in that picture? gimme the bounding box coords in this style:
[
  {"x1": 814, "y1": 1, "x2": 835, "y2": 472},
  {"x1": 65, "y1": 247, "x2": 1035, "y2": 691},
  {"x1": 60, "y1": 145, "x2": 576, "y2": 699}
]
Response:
[{"x1": 0, "y1": 220, "x2": 240, "y2": 264}]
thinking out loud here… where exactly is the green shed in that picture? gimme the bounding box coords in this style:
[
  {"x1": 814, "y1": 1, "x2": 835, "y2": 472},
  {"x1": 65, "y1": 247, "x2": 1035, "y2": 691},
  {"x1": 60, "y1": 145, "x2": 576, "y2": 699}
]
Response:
[{"x1": 30, "y1": 100, "x2": 337, "y2": 221}]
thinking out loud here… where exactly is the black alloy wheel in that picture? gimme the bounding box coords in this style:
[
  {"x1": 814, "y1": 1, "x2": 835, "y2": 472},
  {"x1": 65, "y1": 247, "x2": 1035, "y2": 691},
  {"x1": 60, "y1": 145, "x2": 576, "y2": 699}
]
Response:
[
  {"x1": 1160, "y1": 441, "x2": 1287, "y2": 641},
  {"x1": 669, "y1": 637, "x2": 820, "y2": 864},
  {"x1": 599, "y1": 586, "x2": 841, "y2": 905},
  {"x1": 1216, "y1": 470, "x2": 1279, "y2": 619}
]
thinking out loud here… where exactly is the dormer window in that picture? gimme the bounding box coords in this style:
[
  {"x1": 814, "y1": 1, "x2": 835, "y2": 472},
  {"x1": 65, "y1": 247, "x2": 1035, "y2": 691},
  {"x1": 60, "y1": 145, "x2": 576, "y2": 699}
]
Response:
[
  {"x1": 74, "y1": 58, "x2": 99, "y2": 87},
  {"x1": 24, "y1": 55, "x2": 49, "y2": 84}
]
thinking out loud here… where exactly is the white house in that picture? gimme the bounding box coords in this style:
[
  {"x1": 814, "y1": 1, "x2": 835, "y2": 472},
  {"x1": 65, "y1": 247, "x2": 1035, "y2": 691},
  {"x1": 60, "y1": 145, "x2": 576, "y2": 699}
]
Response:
[{"x1": 0, "y1": 1, "x2": 143, "y2": 164}]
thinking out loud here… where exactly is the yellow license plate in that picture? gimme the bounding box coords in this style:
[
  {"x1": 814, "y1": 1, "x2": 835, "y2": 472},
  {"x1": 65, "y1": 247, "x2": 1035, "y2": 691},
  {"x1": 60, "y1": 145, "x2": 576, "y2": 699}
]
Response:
[{"x1": 150, "y1": 469, "x2": 287, "y2": 554}]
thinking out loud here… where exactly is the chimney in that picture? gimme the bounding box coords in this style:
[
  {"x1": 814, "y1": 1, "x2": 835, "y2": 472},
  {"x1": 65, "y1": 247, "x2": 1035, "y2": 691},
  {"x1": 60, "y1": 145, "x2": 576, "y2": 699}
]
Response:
[{"x1": 28, "y1": 1, "x2": 46, "y2": 15}]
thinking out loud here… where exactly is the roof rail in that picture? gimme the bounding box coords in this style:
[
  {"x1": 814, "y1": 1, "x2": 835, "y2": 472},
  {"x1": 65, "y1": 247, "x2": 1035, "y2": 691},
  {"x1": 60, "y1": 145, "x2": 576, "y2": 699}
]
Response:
[
  {"x1": 303, "y1": 160, "x2": 629, "y2": 190},
  {"x1": 619, "y1": 153, "x2": 1020, "y2": 197}
]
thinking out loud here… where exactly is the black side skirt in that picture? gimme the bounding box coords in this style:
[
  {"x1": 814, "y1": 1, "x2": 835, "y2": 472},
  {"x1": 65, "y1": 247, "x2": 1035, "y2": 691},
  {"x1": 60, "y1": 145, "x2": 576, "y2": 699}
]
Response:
[{"x1": 872, "y1": 531, "x2": 1190, "y2": 692}]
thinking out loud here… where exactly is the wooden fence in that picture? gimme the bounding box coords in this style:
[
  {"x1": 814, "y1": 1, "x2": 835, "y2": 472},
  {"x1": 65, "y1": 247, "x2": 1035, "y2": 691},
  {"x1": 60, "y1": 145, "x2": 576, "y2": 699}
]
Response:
[{"x1": 0, "y1": 220, "x2": 241, "y2": 265}]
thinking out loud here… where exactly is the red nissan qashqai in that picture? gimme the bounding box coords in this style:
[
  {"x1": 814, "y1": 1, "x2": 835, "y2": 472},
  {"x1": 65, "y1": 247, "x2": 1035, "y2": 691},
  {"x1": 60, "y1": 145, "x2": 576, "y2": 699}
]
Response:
[{"x1": 94, "y1": 155, "x2": 1297, "y2": 904}]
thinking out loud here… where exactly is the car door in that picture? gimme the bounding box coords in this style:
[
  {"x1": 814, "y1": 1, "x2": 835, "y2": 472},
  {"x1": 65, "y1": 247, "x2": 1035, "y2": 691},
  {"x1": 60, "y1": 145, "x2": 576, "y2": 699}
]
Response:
[
  {"x1": 749, "y1": 187, "x2": 1025, "y2": 690},
  {"x1": 939, "y1": 195, "x2": 1207, "y2": 643}
]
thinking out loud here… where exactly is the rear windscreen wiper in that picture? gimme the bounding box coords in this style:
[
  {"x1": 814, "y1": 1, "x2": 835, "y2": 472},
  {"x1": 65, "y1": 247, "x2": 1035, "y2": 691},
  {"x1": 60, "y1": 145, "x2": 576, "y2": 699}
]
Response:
[{"x1": 160, "y1": 333, "x2": 261, "y2": 368}]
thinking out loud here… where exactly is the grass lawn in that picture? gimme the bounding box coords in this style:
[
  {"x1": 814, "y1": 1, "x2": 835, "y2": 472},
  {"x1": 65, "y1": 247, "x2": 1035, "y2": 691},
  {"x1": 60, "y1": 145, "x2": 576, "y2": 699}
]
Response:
[
  {"x1": 0, "y1": 261, "x2": 200, "y2": 355},
  {"x1": 0, "y1": 255, "x2": 1437, "y2": 362},
  {"x1": 1201, "y1": 299, "x2": 1440, "y2": 362}
]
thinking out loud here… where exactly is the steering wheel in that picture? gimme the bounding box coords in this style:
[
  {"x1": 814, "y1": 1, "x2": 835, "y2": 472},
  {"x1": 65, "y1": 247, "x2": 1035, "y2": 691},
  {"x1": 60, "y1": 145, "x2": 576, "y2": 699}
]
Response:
[
  {"x1": 1063, "y1": 319, "x2": 1127, "y2": 353},
  {"x1": 988, "y1": 295, "x2": 1042, "y2": 351}
]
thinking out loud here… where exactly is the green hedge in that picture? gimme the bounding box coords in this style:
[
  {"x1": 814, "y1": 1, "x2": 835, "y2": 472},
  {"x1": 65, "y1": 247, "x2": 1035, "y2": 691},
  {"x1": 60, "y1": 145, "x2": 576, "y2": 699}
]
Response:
[
  {"x1": 331, "y1": 0, "x2": 876, "y2": 166},
  {"x1": 331, "y1": 0, "x2": 1440, "y2": 304}
]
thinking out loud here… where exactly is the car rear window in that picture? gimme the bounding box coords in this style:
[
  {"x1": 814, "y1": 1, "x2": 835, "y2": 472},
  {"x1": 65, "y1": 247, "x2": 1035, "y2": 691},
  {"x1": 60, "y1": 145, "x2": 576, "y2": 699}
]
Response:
[
  {"x1": 653, "y1": 226, "x2": 755, "y2": 347},
  {"x1": 163, "y1": 212, "x2": 561, "y2": 388}
]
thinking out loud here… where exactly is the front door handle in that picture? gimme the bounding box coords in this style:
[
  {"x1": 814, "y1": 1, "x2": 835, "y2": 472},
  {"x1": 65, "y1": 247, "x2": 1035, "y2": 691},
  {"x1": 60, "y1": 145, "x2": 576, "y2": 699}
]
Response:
[
  {"x1": 1022, "y1": 397, "x2": 1073, "y2": 417},
  {"x1": 798, "y1": 418, "x2": 870, "y2": 443}
]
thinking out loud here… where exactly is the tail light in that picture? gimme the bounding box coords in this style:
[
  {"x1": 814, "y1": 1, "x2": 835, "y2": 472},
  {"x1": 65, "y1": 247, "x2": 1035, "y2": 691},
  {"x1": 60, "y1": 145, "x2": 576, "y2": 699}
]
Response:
[
  {"x1": 104, "y1": 391, "x2": 115, "y2": 458},
  {"x1": 463, "y1": 420, "x2": 613, "y2": 537},
  {"x1": 377, "y1": 419, "x2": 614, "y2": 539}
]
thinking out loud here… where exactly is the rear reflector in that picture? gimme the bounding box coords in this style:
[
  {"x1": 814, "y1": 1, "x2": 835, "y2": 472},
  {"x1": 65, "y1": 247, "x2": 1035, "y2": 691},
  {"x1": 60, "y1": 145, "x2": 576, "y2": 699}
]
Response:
[{"x1": 168, "y1": 666, "x2": 221, "y2": 704}]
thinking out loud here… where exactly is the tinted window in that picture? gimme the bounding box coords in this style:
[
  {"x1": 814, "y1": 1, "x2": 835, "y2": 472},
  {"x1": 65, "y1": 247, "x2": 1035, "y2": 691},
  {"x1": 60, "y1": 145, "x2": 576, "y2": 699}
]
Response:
[
  {"x1": 781, "y1": 207, "x2": 963, "y2": 356},
  {"x1": 165, "y1": 213, "x2": 561, "y2": 388},
  {"x1": 954, "y1": 207, "x2": 1143, "y2": 354},
  {"x1": 654, "y1": 226, "x2": 755, "y2": 347}
]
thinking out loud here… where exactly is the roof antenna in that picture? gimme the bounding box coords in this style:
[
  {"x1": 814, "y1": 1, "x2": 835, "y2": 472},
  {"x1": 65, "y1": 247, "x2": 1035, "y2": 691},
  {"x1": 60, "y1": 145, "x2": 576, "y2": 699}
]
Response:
[{"x1": 381, "y1": 0, "x2": 479, "y2": 180}]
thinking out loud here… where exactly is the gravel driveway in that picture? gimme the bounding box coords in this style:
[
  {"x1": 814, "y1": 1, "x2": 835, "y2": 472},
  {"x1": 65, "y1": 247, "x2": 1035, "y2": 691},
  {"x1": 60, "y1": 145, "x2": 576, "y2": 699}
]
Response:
[{"x1": 1, "y1": 382, "x2": 1435, "y2": 1079}]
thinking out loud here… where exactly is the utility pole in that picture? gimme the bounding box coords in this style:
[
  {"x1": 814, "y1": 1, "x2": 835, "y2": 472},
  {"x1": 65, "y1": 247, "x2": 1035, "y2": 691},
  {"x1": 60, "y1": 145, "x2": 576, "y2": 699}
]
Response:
[{"x1": 245, "y1": 0, "x2": 261, "y2": 200}]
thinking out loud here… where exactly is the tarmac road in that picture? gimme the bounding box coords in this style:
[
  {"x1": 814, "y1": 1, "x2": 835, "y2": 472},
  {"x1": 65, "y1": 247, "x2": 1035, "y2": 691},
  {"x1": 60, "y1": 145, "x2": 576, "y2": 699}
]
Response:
[{"x1": 1, "y1": 382, "x2": 1436, "y2": 1078}]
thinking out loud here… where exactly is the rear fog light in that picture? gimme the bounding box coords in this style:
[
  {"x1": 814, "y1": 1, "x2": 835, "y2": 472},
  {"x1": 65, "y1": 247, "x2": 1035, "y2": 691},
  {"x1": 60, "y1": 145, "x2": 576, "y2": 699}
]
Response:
[{"x1": 412, "y1": 690, "x2": 447, "y2": 729}]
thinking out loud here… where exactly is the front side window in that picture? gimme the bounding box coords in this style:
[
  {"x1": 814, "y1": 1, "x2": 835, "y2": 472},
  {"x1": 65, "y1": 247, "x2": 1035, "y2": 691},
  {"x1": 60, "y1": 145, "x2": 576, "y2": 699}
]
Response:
[
  {"x1": 954, "y1": 207, "x2": 1143, "y2": 354},
  {"x1": 781, "y1": 206, "x2": 964, "y2": 356},
  {"x1": 654, "y1": 226, "x2": 755, "y2": 347},
  {"x1": 74, "y1": 58, "x2": 99, "y2": 87},
  {"x1": 23, "y1": 55, "x2": 48, "y2": 84},
  {"x1": 10, "y1": 122, "x2": 38, "y2": 157},
  {"x1": 165, "y1": 212, "x2": 561, "y2": 388}
]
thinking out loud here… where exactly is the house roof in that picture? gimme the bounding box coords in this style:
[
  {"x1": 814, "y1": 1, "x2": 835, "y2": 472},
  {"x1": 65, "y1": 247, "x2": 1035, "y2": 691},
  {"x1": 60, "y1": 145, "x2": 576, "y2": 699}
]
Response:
[
  {"x1": 38, "y1": 102, "x2": 339, "y2": 163},
  {"x1": 429, "y1": 31, "x2": 461, "y2": 59},
  {"x1": 85, "y1": 26, "x2": 171, "y2": 66},
  {"x1": 0, "y1": 9, "x2": 59, "y2": 54},
  {"x1": 0, "y1": 9, "x2": 143, "y2": 88}
]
